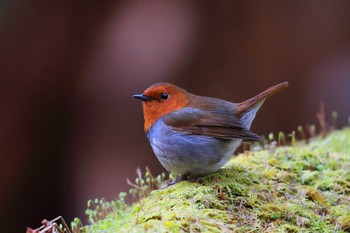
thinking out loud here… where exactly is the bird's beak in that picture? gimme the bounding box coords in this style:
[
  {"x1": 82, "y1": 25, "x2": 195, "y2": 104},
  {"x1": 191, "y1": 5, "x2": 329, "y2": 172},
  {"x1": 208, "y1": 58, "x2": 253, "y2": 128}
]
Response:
[{"x1": 133, "y1": 94, "x2": 153, "y2": 101}]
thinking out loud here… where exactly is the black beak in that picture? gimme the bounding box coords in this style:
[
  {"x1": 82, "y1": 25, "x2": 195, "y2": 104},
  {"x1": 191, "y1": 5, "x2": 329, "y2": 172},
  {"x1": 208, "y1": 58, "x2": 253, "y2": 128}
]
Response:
[{"x1": 133, "y1": 94, "x2": 153, "y2": 101}]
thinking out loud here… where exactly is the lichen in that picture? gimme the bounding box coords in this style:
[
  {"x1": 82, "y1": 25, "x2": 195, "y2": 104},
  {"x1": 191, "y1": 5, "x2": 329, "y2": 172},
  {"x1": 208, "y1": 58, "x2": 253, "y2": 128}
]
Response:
[{"x1": 78, "y1": 128, "x2": 350, "y2": 232}]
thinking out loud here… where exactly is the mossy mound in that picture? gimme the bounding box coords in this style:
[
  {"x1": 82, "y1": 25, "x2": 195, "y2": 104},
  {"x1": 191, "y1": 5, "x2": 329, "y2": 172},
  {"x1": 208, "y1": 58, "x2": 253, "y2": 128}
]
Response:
[{"x1": 79, "y1": 128, "x2": 350, "y2": 232}]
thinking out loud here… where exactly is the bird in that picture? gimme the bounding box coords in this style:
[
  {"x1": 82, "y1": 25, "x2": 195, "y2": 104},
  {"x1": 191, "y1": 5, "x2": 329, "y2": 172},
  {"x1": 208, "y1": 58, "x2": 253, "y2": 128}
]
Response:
[{"x1": 133, "y1": 81, "x2": 288, "y2": 188}]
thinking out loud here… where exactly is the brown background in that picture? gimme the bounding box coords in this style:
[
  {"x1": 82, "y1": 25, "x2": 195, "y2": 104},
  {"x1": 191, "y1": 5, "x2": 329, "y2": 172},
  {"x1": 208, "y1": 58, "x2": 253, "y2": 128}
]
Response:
[{"x1": 1, "y1": 1, "x2": 350, "y2": 232}]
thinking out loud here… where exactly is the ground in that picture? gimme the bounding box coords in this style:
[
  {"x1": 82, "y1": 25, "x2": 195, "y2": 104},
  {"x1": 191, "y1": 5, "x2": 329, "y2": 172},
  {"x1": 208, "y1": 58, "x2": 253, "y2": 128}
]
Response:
[{"x1": 73, "y1": 128, "x2": 350, "y2": 233}]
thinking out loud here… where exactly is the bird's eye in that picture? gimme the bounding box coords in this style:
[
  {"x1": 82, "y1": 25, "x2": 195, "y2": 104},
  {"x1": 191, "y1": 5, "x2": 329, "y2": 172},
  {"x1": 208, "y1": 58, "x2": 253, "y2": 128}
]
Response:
[{"x1": 160, "y1": 92, "x2": 168, "y2": 100}]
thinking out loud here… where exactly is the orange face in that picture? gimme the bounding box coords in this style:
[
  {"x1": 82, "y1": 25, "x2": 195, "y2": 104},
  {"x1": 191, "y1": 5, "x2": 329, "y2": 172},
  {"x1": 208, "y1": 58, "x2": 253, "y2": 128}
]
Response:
[{"x1": 134, "y1": 83, "x2": 190, "y2": 132}]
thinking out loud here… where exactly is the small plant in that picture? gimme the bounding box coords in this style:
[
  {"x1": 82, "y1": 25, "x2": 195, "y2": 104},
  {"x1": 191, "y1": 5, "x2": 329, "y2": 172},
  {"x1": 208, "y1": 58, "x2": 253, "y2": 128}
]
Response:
[
  {"x1": 70, "y1": 218, "x2": 83, "y2": 233},
  {"x1": 126, "y1": 167, "x2": 169, "y2": 203},
  {"x1": 26, "y1": 216, "x2": 71, "y2": 233},
  {"x1": 70, "y1": 167, "x2": 172, "y2": 232}
]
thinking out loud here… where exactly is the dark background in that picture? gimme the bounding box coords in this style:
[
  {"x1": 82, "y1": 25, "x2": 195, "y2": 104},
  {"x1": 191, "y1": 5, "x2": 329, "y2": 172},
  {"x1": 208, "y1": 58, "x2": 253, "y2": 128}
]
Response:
[{"x1": 1, "y1": 1, "x2": 350, "y2": 232}]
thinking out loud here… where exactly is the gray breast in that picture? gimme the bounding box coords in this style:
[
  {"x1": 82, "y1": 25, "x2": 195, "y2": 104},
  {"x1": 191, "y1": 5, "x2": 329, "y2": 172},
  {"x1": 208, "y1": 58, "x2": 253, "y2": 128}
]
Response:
[{"x1": 146, "y1": 118, "x2": 242, "y2": 176}]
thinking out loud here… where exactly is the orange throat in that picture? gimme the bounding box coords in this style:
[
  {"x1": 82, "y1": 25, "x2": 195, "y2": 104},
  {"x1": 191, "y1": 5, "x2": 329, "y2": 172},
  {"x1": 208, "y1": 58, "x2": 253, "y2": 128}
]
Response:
[{"x1": 142, "y1": 96, "x2": 190, "y2": 133}]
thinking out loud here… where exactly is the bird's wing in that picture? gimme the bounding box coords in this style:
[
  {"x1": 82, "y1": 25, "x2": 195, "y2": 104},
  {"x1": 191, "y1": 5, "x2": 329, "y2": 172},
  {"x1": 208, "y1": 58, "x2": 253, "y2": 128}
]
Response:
[{"x1": 163, "y1": 107, "x2": 261, "y2": 141}]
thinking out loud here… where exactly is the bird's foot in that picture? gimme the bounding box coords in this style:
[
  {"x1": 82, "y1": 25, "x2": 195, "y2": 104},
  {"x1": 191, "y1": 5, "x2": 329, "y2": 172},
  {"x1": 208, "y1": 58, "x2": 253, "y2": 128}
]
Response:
[
  {"x1": 188, "y1": 176, "x2": 204, "y2": 183},
  {"x1": 160, "y1": 174, "x2": 189, "y2": 189}
]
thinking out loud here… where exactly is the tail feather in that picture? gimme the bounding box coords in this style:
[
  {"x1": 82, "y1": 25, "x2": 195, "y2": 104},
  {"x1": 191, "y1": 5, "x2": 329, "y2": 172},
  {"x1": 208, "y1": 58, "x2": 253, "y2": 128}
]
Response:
[{"x1": 236, "y1": 82, "x2": 289, "y2": 116}]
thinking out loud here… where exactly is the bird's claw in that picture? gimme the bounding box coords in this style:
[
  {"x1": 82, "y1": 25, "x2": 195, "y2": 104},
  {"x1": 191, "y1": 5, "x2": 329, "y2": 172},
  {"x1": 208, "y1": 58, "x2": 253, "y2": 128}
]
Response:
[{"x1": 160, "y1": 174, "x2": 189, "y2": 189}]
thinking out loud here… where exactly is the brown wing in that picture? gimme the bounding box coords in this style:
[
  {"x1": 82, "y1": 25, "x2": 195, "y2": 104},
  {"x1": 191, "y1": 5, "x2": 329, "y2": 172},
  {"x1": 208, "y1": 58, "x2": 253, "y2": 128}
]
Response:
[{"x1": 163, "y1": 107, "x2": 261, "y2": 141}]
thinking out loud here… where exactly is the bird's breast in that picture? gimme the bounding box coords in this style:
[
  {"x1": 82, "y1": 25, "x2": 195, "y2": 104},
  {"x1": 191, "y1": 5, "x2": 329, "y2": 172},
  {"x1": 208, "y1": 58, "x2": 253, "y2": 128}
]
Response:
[{"x1": 146, "y1": 118, "x2": 242, "y2": 176}]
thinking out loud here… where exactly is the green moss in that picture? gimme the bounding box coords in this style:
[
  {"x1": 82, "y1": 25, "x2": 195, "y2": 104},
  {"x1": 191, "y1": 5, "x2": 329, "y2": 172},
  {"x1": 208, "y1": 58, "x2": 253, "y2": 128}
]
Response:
[{"x1": 78, "y1": 128, "x2": 350, "y2": 232}]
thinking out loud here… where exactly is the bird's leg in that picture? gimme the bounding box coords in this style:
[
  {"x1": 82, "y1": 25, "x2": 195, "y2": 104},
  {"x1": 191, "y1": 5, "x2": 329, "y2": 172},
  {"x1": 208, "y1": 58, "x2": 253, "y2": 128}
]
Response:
[{"x1": 160, "y1": 174, "x2": 189, "y2": 189}]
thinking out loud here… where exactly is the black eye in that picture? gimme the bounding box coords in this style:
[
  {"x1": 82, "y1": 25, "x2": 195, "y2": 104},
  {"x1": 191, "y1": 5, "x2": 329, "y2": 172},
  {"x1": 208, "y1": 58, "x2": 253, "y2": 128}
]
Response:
[{"x1": 160, "y1": 92, "x2": 168, "y2": 100}]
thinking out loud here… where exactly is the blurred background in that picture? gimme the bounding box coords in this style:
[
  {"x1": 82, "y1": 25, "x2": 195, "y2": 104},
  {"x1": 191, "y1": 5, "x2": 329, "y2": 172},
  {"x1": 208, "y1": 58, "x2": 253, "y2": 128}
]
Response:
[{"x1": 1, "y1": 0, "x2": 350, "y2": 232}]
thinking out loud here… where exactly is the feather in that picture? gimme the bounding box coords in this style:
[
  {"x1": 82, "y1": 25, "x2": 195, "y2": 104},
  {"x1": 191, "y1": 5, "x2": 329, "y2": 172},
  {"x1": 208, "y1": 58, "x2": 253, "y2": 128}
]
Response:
[
  {"x1": 236, "y1": 82, "x2": 289, "y2": 115},
  {"x1": 163, "y1": 107, "x2": 261, "y2": 141}
]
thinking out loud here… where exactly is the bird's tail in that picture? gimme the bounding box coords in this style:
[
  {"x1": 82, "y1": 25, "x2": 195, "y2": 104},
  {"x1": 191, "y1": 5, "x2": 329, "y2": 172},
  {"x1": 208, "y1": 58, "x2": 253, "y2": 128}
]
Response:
[
  {"x1": 236, "y1": 81, "x2": 288, "y2": 129},
  {"x1": 236, "y1": 81, "x2": 289, "y2": 115}
]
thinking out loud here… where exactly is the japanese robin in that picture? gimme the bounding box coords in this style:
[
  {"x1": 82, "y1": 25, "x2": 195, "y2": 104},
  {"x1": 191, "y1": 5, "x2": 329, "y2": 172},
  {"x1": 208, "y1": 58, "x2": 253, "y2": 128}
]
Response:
[{"x1": 133, "y1": 82, "x2": 288, "y2": 187}]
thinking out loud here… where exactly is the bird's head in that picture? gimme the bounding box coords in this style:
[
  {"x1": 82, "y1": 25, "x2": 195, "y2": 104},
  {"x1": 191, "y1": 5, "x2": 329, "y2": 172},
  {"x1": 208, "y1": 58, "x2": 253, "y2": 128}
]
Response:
[{"x1": 133, "y1": 82, "x2": 190, "y2": 132}]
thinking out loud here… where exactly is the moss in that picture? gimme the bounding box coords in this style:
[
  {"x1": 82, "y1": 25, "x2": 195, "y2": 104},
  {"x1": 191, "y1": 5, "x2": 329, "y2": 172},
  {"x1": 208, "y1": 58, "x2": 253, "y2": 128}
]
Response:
[{"x1": 78, "y1": 128, "x2": 350, "y2": 232}]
